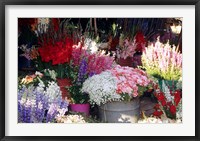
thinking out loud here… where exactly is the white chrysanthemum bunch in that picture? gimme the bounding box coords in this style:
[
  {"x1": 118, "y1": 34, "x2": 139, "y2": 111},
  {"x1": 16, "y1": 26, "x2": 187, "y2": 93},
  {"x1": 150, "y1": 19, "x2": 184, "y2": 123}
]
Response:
[{"x1": 81, "y1": 71, "x2": 121, "y2": 106}]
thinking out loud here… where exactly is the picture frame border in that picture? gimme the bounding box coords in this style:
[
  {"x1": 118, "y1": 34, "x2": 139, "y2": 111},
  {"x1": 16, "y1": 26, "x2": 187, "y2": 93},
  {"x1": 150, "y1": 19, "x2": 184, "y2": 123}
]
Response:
[{"x1": 0, "y1": 0, "x2": 199, "y2": 140}]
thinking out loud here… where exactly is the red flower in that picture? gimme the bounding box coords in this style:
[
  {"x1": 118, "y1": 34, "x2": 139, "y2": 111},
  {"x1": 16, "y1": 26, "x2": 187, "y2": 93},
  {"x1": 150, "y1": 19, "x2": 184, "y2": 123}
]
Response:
[
  {"x1": 161, "y1": 100, "x2": 167, "y2": 106},
  {"x1": 38, "y1": 37, "x2": 73, "y2": 65},
  {"x1": 154, "y1": 104, "x2": 160, "y2": 109},
  {"x1": 167, "y1": 101, "x2": 172, "y2": 106},
  {"x1": 174, "y1": 90, "x2": 181, "y2": 106},
  {"x1": 153, "y1": 110, "x2": 163, "y2": 117},
  {"x1": 135, "y1": 31, "x2": 146, "y2": 52},
  {"x1": 169, "y1": 105, "x2": 176, "y2": 115},
  {"x1": 156, "y1": 92, "x2": 165, "y2": 102}
]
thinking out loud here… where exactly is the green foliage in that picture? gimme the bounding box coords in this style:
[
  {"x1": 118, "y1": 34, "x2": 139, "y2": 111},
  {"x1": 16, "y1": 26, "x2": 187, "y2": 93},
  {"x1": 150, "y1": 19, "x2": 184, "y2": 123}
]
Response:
[
  {"x1": 120, "y1": 93, "x2": 132, "y2": 102},
  {"x1": 67, "y1": 84, "x2": 89, "y2": 104}
]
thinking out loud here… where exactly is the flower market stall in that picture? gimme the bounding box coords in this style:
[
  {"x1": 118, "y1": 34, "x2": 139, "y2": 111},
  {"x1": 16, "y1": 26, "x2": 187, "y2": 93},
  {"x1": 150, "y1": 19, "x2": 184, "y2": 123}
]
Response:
[{"x1": 18, "y1": 18, "x2": 182, "y2": 123}]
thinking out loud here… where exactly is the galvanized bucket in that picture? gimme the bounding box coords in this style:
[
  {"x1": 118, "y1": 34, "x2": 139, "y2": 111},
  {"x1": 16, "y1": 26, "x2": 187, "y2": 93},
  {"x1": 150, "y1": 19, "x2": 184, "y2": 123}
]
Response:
[{"x1": 99, "y1": 98, "x2": 140, "y2": 123}]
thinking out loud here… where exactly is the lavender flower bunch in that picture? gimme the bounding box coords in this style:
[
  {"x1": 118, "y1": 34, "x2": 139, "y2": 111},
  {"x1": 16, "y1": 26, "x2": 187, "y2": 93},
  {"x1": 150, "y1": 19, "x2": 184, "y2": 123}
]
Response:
[
  {"x1": 18, "y1": 81, "x2": 68, "y2": 123},
  {"x1": 141, "y1": 37, "x2": 182, "y2": 81}
]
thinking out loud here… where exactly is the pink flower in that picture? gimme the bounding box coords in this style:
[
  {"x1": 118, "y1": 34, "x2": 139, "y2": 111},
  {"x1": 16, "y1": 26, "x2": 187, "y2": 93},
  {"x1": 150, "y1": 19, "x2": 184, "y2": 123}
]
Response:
[{"x1": 109, "y1": 65, "x2": 151, "y2": 97}]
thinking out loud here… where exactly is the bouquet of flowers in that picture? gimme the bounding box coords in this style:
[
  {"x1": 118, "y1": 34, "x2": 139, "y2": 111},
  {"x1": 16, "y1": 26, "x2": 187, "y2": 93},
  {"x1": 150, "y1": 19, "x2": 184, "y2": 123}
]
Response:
[
  {"x1": 141, "y1": 37, "x2": 182, "y2": 81},
  {"x1": 116, "y1": 34, "x2": 137, "y2": 59},
  {"x1": 37, "y1": 37, "x2": 73, "y2": 78},
  {"x1": 71, "y1": 42, "x2": 115, "y2": 76},
  {"x1": 35, "y1": 18, "x2": 81, "y2": 78},
  {"x1": 67, "y1": 43, "x2": 115, "y2": 104},
  {"x1": 19, "y1": 70, "x2": 58, "y2": 89},
  {"x1": 38, "y1": 38, "x2": 73, "y2": 66},
  {"x1": 152, "y1": 85, "x2": 182, "y2": 121},
  {"x1": 18, "y1": 80, "x2": 68, "y2": 123},
  {"x1": 81, "y1": 65, "x2": 152, "y2": 106}
]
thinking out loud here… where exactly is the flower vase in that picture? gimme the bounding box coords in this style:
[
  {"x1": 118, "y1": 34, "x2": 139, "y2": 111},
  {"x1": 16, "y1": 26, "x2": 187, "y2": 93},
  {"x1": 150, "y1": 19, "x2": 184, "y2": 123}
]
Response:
[
  {"x1": 70, "y1": 103, "x2": 90, "y2": 116},
  {"x1": 57, "y1": 78, "x2": 71, "y2": 99},
  {"x1": 98, "y1": 98, "x2": 140, "y2": 123},
  {"x1": 118, "y1": 57, "x2": 133, "y2": 67}
]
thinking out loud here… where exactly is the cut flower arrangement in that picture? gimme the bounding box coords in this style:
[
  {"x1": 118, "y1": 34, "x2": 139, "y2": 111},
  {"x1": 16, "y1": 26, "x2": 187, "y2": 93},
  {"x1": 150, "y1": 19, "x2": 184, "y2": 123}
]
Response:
[
  {"x1": 141, "y1": 37, "x2": 182, "y2": 81},
  {"x1": 116, "y1": 34, "x2": 137, "y2": 60},
  {"x1": 81, "y1": 65, "x2": 152, "y2": 106},
  {"x1": 18, "y1": 72, "x2": 68, "y2": 123},
  {"x1": 116, "y1": 31, "x2": 146, "y2": 60},
  {"x1": 141, "y1": 37, "x2": 182, "y2": 121},
  {"x1": 66, "y1": 42, "x2": 115, "y2": 104}
]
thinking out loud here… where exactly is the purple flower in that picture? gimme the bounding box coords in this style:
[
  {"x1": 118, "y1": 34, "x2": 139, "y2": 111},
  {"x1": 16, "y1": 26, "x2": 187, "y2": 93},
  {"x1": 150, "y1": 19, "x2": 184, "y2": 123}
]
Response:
[
  {"x1": 18, "y1": 83, "x2": 69, "y2": 123},
  {"x1": 77, "y1": 58, "x2": 88, "y2": 84},
  {"x1": 89, "y1": 72, "x2": 95, "y2": 77}
]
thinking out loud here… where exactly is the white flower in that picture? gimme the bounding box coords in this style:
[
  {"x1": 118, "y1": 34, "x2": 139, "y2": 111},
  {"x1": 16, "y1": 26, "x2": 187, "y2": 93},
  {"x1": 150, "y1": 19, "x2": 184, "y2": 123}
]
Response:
[
  {"x1": 35, "y1": 71, "x2": 43, "y2": 77},
  {"x1": 38, "y1": 101, "x2": 43, "y2": 110},
  {"x1": 18, "y1": 97, "x2": 26, "y2": 105},
  {"x1": 44, "y1": 81, "x2": 62, "y2": 103},
  {"x1": 24, "y1": 99, "x2": 32, "y2": 108},
  {"x1": 81, "y1": 71, "x2": 121, "y2": 106},
  {"x1": 44, "y1": 69, "x2": 57, "y2": 80},
  {"x1": 162, "y1": 80, "x2": 173, "y2": 102},
  {"x1": 48, "y1": 103, "x2": 58, "y2": 116}
]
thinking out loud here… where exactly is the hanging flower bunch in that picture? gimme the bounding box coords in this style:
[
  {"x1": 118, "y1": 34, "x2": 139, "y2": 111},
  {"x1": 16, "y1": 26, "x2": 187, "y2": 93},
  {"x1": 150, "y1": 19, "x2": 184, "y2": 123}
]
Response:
[
  {"x1": 81, "y1": 65, "x2": 152, "y2": 106},
  {"x1": 18, "y1": 81, "x2": 68, "y2": 123},
  {"x1": 141, "y1": 37, "x2": 182, "y2": 81}
]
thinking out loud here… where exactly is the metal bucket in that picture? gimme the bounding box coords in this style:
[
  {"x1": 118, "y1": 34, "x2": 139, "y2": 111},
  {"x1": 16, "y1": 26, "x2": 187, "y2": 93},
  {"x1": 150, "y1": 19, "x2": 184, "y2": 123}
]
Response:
[{"x1": 99, "y1": 98, "x2": 140, "y2": 123}]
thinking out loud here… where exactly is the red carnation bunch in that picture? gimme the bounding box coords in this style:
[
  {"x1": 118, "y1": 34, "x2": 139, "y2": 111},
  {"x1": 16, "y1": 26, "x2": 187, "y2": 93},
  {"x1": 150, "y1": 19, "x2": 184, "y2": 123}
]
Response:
[
  {"x1": 38, "y1": 37, "x2": 73, "y2": 65},
  {"x1": 153, "y1": 89, "x2": 182, "y2": 119}
]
